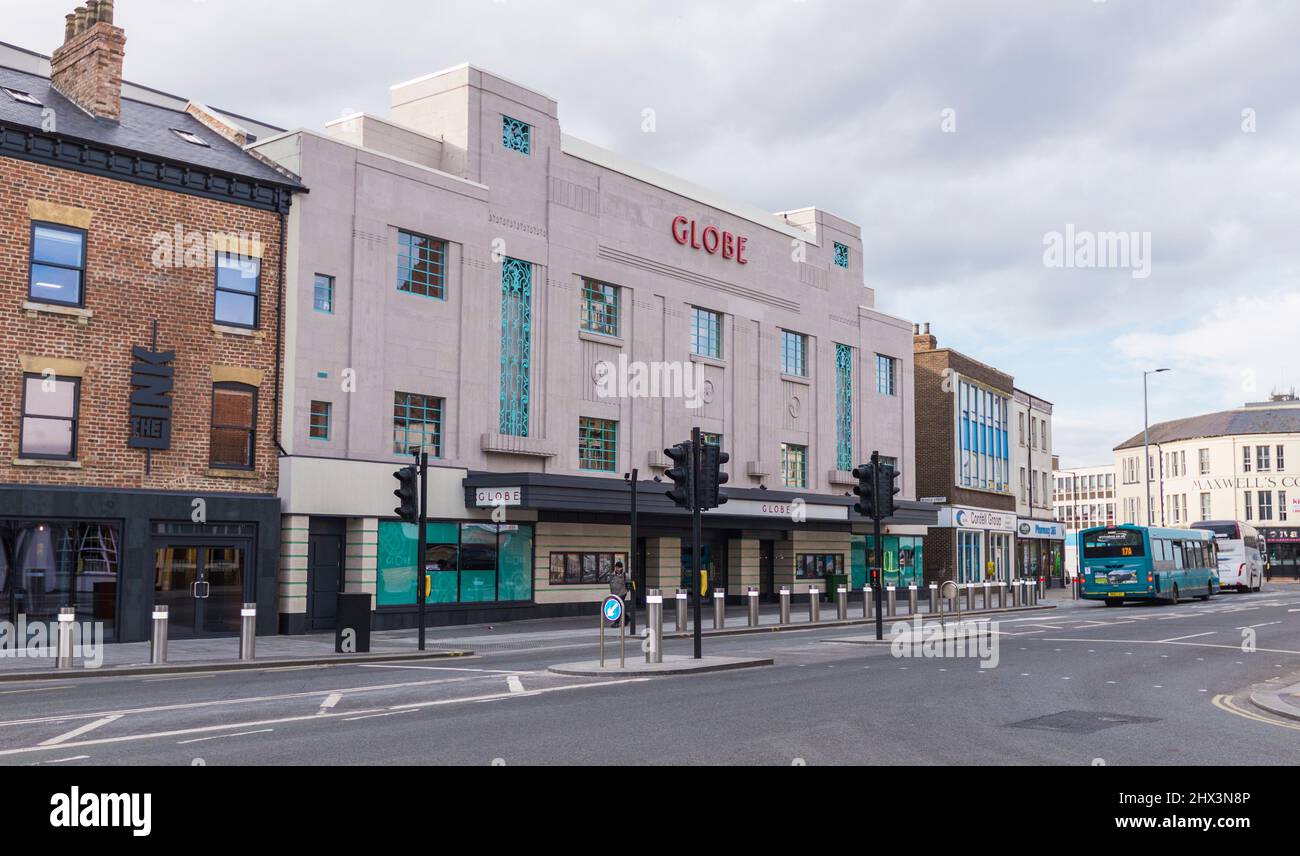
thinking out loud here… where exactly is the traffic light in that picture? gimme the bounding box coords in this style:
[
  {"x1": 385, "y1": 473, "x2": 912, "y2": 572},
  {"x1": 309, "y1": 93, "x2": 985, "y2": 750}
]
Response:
[
  {"x1": 877, "y1": 463, "x2": 902, "y2": 520},
  {"x1": 697, "y1": 443, "x2": 730, "y2": 510},
  {"x1": 664, "y1": 442, "x2": 695, "y2": 509},
  {"x1": 393, "y1": 465, "x2": 418, "y2": 523},
  {"x1": 852, "y1": 463, "x2": 876, "y2": 518}
]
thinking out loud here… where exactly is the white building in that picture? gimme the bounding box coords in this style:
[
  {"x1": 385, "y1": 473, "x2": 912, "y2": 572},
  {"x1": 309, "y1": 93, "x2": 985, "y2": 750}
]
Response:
[
  {"x1": 1052, "y1": 461, "x2": 1117, "y2": 577},
  {"x1": 1112, "y1": 393, "x2": 1300, "y2": 578}
]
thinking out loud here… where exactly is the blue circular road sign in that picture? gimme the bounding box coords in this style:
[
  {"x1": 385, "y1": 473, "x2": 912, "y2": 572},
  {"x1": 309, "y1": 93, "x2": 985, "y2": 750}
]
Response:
[{"x1": 602, "y1": 595, "x2": 624, "y2": 624}]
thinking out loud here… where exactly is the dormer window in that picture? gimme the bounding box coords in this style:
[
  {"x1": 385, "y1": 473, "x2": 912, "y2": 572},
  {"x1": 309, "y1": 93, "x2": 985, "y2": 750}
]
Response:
[
  {"x1": 170, "y1": 128, "x2": 211, "y2": 147},
  {"x1": 2, "y1": 86, "x2": 42, "y2": 106}
]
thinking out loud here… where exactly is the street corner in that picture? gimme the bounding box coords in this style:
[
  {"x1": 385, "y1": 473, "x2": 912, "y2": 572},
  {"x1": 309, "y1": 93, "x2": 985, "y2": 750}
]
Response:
[{"x1": 547, "y1": 655, "x2": 773, "y2": 678}]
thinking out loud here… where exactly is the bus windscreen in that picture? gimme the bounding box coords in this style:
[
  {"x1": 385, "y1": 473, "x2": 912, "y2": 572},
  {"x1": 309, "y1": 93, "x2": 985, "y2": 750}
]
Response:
[
  {"x1": 1083, "y1": 529, "x2": 1146, "y2": 559},
  {"x1": 1193, "y1": 522, "x2": 1238, "y2": 539}
]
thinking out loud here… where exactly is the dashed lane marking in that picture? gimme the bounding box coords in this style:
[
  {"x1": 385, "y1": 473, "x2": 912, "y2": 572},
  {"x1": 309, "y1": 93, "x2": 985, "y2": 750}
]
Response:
[{"x1": 176, "y1": 729, "x2": 274, "y2": 745}]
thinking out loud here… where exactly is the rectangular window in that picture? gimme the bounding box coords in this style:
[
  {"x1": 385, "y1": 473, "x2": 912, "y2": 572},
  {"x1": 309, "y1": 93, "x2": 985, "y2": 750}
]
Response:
[
  {"x1": 210, "y1": 383, "x2": 256, "y2": 469},
  {"x1": 1258, "y1": 490, "x2": 1273, "y2": 521},
  {"x1": 700, "y1": 432, "x2": 723, "y2": 448},
  {"x1": 1277, "y1": 445, "x2": 1286, "y2": 471},
  {"x1": 20, "y1": 374, "x2": 79, "y2": 460},
  {"x1": 833, "y1": 242, "x2": 849, "y2": 269},
  {"x1": 578, "y1": 417, "x2": 617, "y2": 472},
  {"x1": 957, "y1": 380, "x2": 1009, "y2": 492},
  {"x1": 502, "y1": 115, "x2": 531, "y2": 155},
  {"x1": 1244, "y1": 491, "x2": 1253, "y2": 520},
  {"x1": 875, "y1": 354, "x2": 897, "y2": 396},
  {"x1": 377, "y1": 521, "x2": 533, "y2": 605},
  {"x1": 691, "y1": 307, "x2": 722, "y2": 359},
  {"x1": 1280, "y1": 490, "x2": 1288, "y2": 522},
  {"x1": 1200, "y1": 492, "x2": 1212, "y2": 521},
  {"x1": 548, "y1": 551, "x2": 628, "y2": 586},
  {"x1": 393, "y1": 392, "x2": 443, "y2": 457},
  {"x1": 835, "y1": 344, "x2": 853, "y2": 471},
  {"x1": 796, "y1": 553, "x2": 844, "y2": 579},
  {"x1": 309, "y1": 400, "x2": 331, "y2": 440},
  {"x1": 579, "y1": 279, "x2": 619, "y2": 337},
  {"x1": 396, "y1": 230, "x2": 447, "y2": 299},
  {"x1": 29, "y1": 222, "x2": 86, "y2": 306},
  {"x1": 1257, "y1": 446, "x2": 1271, "y2": 472},
  {"x1": 781, "y1": 330, "x2": 808, "y2": 376},
  {"x1": 500, "y1": 257, "x2": 532, "y2": 436},
  {"x1": 1019, "y1": 467, "x2": 1027, "y2": 502},
  {"x1": 1199, "y1": 448, "x2": 1210, "y2": 475},
  {"x1": 1242, "y1": 446, "x2": 1252, "y2": 473},
  {"x1": 214, "y1": 252, "x2": 260, "y2": 328},
  {"x1": 313, "y1": 274, "x2": 334, "y2": 313},
  {"x1": 781, "y1": 443, "x2": 808, "y2": 488}
]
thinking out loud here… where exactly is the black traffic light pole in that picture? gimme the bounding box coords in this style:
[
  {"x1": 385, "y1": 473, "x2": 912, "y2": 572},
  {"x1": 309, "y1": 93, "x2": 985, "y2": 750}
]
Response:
[
  {"x1": 627, "y1": 468, "x2": 638, "y2": 635},
  {"x1": 691, "y1": 427, "x2": 703, "y2": 659},
  {"x1": 871, "y1": 451, "x2": 885, "y2": 641},
  {"x1": 416, "y1": 451, "x2": 428, "y2": 652}
]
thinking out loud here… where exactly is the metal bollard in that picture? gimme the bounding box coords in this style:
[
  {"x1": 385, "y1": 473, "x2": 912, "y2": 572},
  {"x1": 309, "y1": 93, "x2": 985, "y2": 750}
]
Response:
[
  {"x1": 1039, "y1": 577, "x2": 1046, "y2": 599},
  {"x1": 779, "y1": 587, "x2": 791, "y2": 625},
  {"x1": 1031, "y1": 580, "x2": 1040, "y2": 605},
  {"x1": 908, "y1": 585, "x2": 918, "y2": 615},
  {"x1": 747, "y1": 587, "x2": 760, "y2": 627},
  {"x1": 1008, "y1": 579, "x2": 1019, "y2": 607},
  {"x1": 864, "y1": 585, "x2": 874, "y2": 618},
  {"x1": 676, "y1": 589, "x2": 688, "y2": 632},
  {"x1": 646, "y1": 589, "x2": 663, "y2": 664},
  {"x1": 837, "y1": 586, "x2": 848, "y2": 620},
  {"x1": 239, "y1": 602, "x2": 256, "y2": 660},
  {"x1": 808, "y1": 586, "x2": 821, "y2": 623},
  {"x1": 997, "y1": 581, "x2": 1007, "y2": 609},
  {"x1": 886, "y1": 585, "x2": 897, "y2": 617},
  {"x1": 56, "y1": 607, "x2": 75, "y2": 669},
  {"x1": 929, "y1": 582, "x2": 940, "y2": 614},
  {"x1": 981, "y1": 582, "x2": 991, "y2": 611},
  {"x1": 713, "y1": 589, "x2": 726, "y2": 629},
  {"x1": 150, "y1": 605, "x2": 168, "y2": 664}
]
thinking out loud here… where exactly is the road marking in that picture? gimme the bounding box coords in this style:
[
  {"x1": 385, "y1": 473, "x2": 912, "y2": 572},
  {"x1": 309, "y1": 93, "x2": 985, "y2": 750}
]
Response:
[
  {"x1": 1043, "y1": 637, "x2": 1300, "y2": 656},
  {"x1": 1212, "y1": 694, "x2": 1300, "y2": 732},
  {"x1": 506, "y1": 676, "x2": 525, "y2": 694},
  {"x1": 355, "y1": 664, "x2": 541, "y2": 675},
  {"x1": 317, "y1": 693, "x2": 342, "y2": 715},
  {"x1": 0, "y1": 685, "x2": 74, "y2": 695},
  {"x1": 1239, "y1": 621, "x2": 1281, "y2": 629},
  {"x1": 41, "y1": 755, "x2": 90, "y2": 764},
  {"x1": 176, "y1": 729, "x2": 273, "y2": 745},
  {"x1": 342, "y1": 710, "x2": 417, "y2": 722},
  {"x1": 39, "y1": 714, "x2": 122, "y2": 746},
  {"x1": 1155, "y1": 632, "x2": 1217, "y2": 643},
  {"x1": 142, "y1": 674, "x2": 218, "y2": 683}
]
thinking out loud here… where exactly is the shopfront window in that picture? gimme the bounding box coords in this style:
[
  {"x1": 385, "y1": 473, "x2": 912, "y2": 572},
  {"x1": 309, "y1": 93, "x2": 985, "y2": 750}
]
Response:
[
  {"x1": 957, "y1": 530, "x2": 983, "y2": 583},
  {"x1": 0, "y1": 520, "x2": 120, "y2": 640},
  {"x1": 863, "y1": 535, "x2": 924, "y2": 588},
  {"x1": 376, "y1": 521, "x2": 533, "y2": 606}
]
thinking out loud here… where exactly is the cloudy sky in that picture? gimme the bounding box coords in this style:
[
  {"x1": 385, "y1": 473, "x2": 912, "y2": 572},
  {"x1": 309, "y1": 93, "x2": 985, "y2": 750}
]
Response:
[{"x1": 7, "y1": 0, "x2": 1298, "y2": 466}]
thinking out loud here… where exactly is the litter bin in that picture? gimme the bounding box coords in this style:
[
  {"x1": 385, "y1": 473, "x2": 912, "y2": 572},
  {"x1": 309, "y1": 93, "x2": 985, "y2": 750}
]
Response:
[
  {"x1": 335, "y1": 592, "x2": 373, "y2": 653},
  {"x1": 823, "y1": 574, "x2": 848, "y2": 602}
]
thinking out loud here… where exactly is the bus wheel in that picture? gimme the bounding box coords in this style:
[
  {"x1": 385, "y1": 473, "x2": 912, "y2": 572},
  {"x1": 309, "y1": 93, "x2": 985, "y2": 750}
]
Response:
[
  {"x1": 1198, "y1": 589, "x2": 1210, "y2": 601},
  {"x1": 1170, "y1": 584, "x2": 1180, "y2": 603}
]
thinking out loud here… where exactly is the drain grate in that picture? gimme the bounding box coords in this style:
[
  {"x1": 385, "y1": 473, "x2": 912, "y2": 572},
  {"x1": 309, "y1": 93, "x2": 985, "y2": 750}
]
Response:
[{"x1": 1008, "y1": 710, "x2": 1160, "y2": 734}]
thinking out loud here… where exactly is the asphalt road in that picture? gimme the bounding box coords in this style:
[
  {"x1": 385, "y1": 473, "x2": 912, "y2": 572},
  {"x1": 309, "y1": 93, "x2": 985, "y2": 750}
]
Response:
[{"x1": 1, "y1": 586, "x2": 1298, "y2": 765}]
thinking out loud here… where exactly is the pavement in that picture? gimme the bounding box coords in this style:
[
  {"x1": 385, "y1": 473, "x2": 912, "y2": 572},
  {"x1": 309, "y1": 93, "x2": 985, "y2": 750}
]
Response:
[
  {"x1": 0, "y1": 581, "x2": 1296, "y2": 765},
  {"x1": 548, "y1": 655, "x2": 773, "y2": 677}
]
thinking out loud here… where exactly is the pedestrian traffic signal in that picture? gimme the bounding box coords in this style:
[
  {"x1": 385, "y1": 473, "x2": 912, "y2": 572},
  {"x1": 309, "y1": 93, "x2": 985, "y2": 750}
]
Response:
[
  {"x1": 664, "y1": 442, "x2": 694, "y2": 509},
  {"x1": 852, "y1": 463, "x2": 876, "y2": 518},
  {"x1": 393, "y1": 465, "x2": 418, "y2": 523},
  {"x1": 697, "y1": 443, "x2": 730, "y2": 510},
  {"x1": 878, "y1": 463, "x2": 902, "y2": 520}
]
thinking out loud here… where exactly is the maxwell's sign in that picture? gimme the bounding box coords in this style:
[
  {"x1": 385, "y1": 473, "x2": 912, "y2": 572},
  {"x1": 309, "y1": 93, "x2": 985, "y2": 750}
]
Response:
[{"x1": 671, "y1": 215, "x2": 749, "y2": 265}]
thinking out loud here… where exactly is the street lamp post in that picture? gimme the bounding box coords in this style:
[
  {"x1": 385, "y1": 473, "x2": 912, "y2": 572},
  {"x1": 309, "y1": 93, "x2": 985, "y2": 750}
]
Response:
[{"x1": 1143, "y1": 369, "x2": 1171, "y2": 526}]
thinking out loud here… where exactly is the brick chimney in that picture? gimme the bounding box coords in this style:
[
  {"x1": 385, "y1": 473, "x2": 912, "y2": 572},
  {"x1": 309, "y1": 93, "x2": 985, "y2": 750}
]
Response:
[
  {"x1": 913, "y1": 321, "x2": 937, "y2": 352},
  {"x1": 50, "y1": 1, "x2": 126, "y2": 122}
]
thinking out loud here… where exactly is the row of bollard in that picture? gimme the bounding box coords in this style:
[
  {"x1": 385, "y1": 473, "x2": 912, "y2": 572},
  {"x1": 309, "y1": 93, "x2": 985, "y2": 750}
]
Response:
[{"x1": 54, "y1": 602, "x2": 259, "y2": 670}]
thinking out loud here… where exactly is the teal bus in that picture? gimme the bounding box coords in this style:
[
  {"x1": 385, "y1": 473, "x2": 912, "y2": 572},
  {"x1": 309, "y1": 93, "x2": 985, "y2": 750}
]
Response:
[{"x1": 1078, "y1": 525, "x2": 1220, "y2": 606}]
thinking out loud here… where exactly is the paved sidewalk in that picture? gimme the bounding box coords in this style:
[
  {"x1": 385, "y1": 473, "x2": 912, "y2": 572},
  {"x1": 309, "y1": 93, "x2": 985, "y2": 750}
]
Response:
[{"x1": 1250, "y1": 680, "x2": 1300, "y2": 723}]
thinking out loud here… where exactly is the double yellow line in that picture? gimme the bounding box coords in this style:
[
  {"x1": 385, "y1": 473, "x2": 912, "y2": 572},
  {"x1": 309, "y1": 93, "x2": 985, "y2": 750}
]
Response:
[{"x1": 1212, "y1": 693, "x2": 1300, "y2": 731}]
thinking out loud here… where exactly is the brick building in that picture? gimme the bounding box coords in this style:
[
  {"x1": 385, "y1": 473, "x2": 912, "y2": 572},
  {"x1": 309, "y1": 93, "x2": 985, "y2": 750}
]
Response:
[{"x1": 0, "y1": 4, "x2": 301, "y2": 642}]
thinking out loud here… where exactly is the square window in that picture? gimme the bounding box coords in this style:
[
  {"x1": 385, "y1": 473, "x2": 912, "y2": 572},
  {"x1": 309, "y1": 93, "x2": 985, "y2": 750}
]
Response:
[
  {"x1": 20, "y1": 374, "x2": 79, "y2": 460},
  {"x1": 214, "y1": 252, "x2": 260, "y2": 328},
  {"x1": 580, "y1": 279, "x2": 619, "y2": 336},
  {"x1": 578, "y1": 417, "x2": 617, "y2": 472},
  {"x1": 781, "y1": 330, "x2": 807, "y2": 377},
  {"x1": 691, "y1": 307, "x2": 722, "y2": 359},
  {"x1": 396, "y1": 230, "x2": 446, "y2": 299},
  {"x1": 313, "y1": 274, "x2": 334, "y2": 313},
  {"x1": 502, "y1": 115, "x2": 532, "y2": 155},
  {"x1": 833, "y1": 242, "x2": 850, "y2": 269},
  {"x1": 309, "y1": 401, "x2": 331, "y2": 440},
  {"x1": 393, "y1": 392, "x2": 443, "y2": 457},
  {"x1": 29, "y1": 222, "x2": 86, "y2": 306}
]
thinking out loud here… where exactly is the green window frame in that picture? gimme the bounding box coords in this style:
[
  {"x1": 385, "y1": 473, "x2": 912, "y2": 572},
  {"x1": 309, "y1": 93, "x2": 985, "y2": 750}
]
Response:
[
  {"x1": 393, "y1": 391, "x2": 443, "y2": 457},
  {"x1": 313, "y1": 273, "x2": 334, "y2": 313},
  {"x1": 781, "y1": 330, "x2": 807, "y2": 376},
  {"x1": 578, "y1": 417, "x2": 618, "y2": 472},
  {"x1": 309, "y1": 400, "x2": 331, "y2": 440},
  {"x1": 876, "y1": 354, "x2": 897, "y2": 396},
  {"x1": 691, "y1": 307, "x2": 722, "y2": 359},
  {"x1": 580, "y1": 278, "x2": 620, "y2": 337},
  {"x1": 781, "y1": 443, "x2": 808, "y2": 488},
  {"x1": 396, "y1": 230, "x2": 446, "y2": 299}
]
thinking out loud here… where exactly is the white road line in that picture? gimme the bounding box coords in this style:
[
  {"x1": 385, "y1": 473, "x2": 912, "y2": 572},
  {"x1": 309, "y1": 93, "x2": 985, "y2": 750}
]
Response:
[
  {"x1": 142, "y1": 674, "x2": 218, "y2": 683},
  {"x1": 0, "y1": 686, "x2": 74, "y2": 695},
  {"x1": 317, "y1": 693, "x2": 342, "y2": 715},
  {"x1": 355, "y1": 664, "x2": 541, "y2": 675},
  {"x1": 1239, "y1": 621, "x2": 1281, "y2": 629},
  {"x1": 42, "y1": 755, "x2": 90, "y2": 764},
  {"x1": 176, "y1": 729, "x2": 273, "y2": 745},
  {"x1": 342, "y1": 710, "x2": 417, "y2": 722},
  {"x1": 1156, "y1": 631, "x2": 1217, "y2": 643},
  {"x1": 39, "y1": 714, "x2": 122, "y2": 746},
  {"x1": 506, "y1": 676, "x2": 525, "y2": 694},
  {"x1": 1043, "y1": 637, "x2": 1300, "y2": 655}
]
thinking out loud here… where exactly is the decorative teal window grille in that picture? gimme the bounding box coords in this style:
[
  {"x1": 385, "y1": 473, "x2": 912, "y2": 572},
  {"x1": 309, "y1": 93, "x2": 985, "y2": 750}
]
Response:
[
  {"x1": 691, "y1": 307, "x2": 722, "y2": 359},
  {"x1": 833, "y1": 242, "x2": 850, "y2": 269},
  {"x1": 876, "y1": 354, "x2": 897, "y2": 396},
  {"x1": 393, "y1": 391, "x2": 443, "y2": 456},
  {"x1": 781, "y1": 330, "x2": 807, "y2": 377},
  {"x1": 309, "y1": 400, "x2": 331, "y2": 441},
  {"x1": 580, "y1": 279, "x2": 619, "y2": 336},
  {"x1": 835, "y1": 343, "x2": 853, "y2": 470},
  {"x1": 313, "y1": 274, "x2": 334, "y2": 313},
  {"x1": 578, "y1": 417, "x2": 618, "y2": 472},
  {"x1": 397, "y1": 230, "x2": 446, "y2": 299},
  {"x1": 500, "y1": 257, "x2": 532, "y2": 437},
  {"x1": 700, "y1": 432, "x2": 722, "y2": 448},
  {"x1": 781, "y1": 443, "x2": 808, "y2": 489},
  {"x1": 502, "y1": 115, "x2": 531, "y2": 155}
]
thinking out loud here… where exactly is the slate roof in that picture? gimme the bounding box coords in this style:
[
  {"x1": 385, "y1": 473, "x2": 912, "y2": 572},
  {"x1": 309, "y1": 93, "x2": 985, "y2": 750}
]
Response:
[
  {"x1": 0, "y1": 64, "x2": 300, "y2": 189},
  {"x1": 1114, "y1": 403, "x2": 1300, "y2": 450}
]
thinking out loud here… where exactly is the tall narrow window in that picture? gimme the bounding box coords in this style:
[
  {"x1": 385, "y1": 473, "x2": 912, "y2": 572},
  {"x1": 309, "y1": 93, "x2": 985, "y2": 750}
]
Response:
[
  {"x1": 393, "y1": 392, "x2": 443, "y2": 457},
  {"x1": 214, "y1": 252, "x2": 260, "y2": 328},
  {"x1": 781, "y1": 443, "x2": 808, "y2": 489},
  {"x1": 500, "y1": 258, "x2": 532, "y2": 437},
  {"x1": 1242, "y1": 446, "x2": 1252, "y2": 473},
  {"x1": 313, "y1": 274, "x2": 335, "y2": 314},
  {"x1": 210, "y1": 383, "x2": 256, "y2": 469},
  {"x1": 835, "y1": 343, "x2": 853, "y2": 471},
  {"x1": 580, "y1": 279, "x2": 619, "y2": 336},
  {"x1": 1277, "y1": 445, "x2": 1286, "y2": 471},
  {"x1": 876, "y1": 355, "x2": 897, "y2": 396},
  {"x1": 29, "y1": 222, "x2": 86, "y2": 306},
  {"x1": 20, "y1": 374, "x2": 79, "y2": 460},
  {"x1": 309, "y1": 400, "x2": 331, "y2": 440},
  {"x1": 1198, "y1": 448, "x2": 1210, "y2": 474},
  {"x1": 1257, "y1": 445, "x2": 1271, "y2": 472},
  {"x1": 781, "y1": 330, "x2": 807, "y2": 376},
  {"x1": 502, "y1": 115, "x2": 531, "y2": 155},
  {"x1": 1258, "y1": 490, "x2": 1273, "y2": 520},
  {"x1": 397, "y1": 230, "x2": 446, "y2": 299},
  {"x1": 691, "y1": 307, "x2": 722, "y2": 359},
  {"x1": 578, "y1": 417, "x2": 617, "y2": 472}
]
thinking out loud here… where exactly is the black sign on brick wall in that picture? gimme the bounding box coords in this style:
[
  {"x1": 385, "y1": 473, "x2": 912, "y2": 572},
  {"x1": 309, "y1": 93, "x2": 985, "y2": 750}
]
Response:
[{"x1": 128, "y1": 343, "x2": 175, "y2": 450}]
